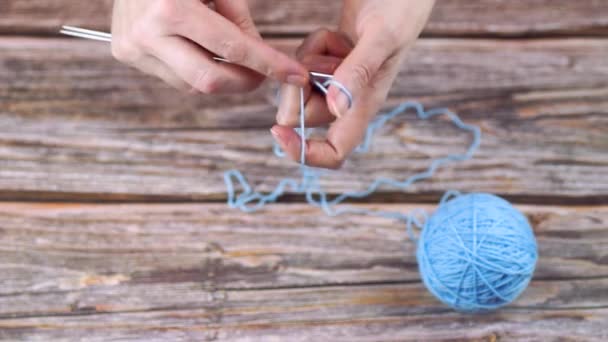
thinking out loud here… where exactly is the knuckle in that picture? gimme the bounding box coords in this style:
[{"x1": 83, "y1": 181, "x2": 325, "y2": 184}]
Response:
[
  {"x1": 220, "y1": 40, "x2": 248, "y2": 63},
  {"x1": 112, "y1": 23, "x2": 155, "y2": 63},
  {"x1": 150, "y1": 0, "x2": 185, "y2": 27},
  {"x1": 111, "y1": 39, "x2": 140, "y2": 63},
  {"x1": 110, "y1": 41, "x2": 127, "y2": 62},
  {"x1": 382, "y1": 25, "x2": 401, "y2": 46},
  {"x1": 351, "y1": 63, "x2": 374, "y2": 87},
  {"x1": 193, "y1": 69, "x2": 221, "y2": 94},
  {"x1": 129, "y1": 22, "x2": 154, "y2": 50},
  {"x1": 233, "y1": 15, "x2": 256, "y2": 33}
]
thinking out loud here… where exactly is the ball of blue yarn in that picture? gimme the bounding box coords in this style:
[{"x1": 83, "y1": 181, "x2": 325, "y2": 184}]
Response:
[{"x1": 416, "y1": 193, "x2": 538, "y2": 312}]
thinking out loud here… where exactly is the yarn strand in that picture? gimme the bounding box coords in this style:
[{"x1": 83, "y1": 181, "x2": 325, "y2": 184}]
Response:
[
  {"x1": 223, "y1": 77, "x2": 537, "y2": 313},
  {"x1": 224, "y1": 82, "x2": 481, "y2": 235}
]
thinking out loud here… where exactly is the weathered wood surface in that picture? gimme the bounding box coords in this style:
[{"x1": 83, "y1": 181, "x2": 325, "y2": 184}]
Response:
[
  {"x1": 0, "y1": 203, "x2": 606, "y2": 340},
  {"x1": 2, "y1": 0, "x2": 608, "y2": 37},
  {"x1": 4, "y1": 38, "x2": 608, "y2": 130},
  {"x1": 0, "y1": 287, "x2": 607, "y2": 341},
  {"x1": 1, "y1": 38, "x2": 607, "y2": 202},
  {"x1": 1, "y1": 308, "x2": 608, "y2": 341},
  {"x1": 2, "y1": 2, "x2": 608, "y2": 340},
  {"x1": 0, "y1": 203, "x2": 606, "y2": 293}
]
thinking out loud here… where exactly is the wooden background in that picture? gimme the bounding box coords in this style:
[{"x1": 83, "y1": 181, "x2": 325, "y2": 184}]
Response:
[{"x1": 1, "y1": 1, "x2": 607, "y2": 341}]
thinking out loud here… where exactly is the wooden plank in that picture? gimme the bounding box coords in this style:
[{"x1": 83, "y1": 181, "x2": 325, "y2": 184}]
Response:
[
  {"x1": 3, "y1": 37, "x2": 608, "y2": 132},
  {"x1": 0, "y1": 203, "x2": 606, "y2": 295},
  {"x1": 1, "y1": 91, "x2": 606, "y2": 201},
  {"x1": 0, "y1": 309, "x2": 607, "y2": 341},
  {"x1": 0, "y1": 113, "x2": 606, "y2": 200},
  {"x1": 0, "y1": 281, "x2": 607, "y2": 340},
  {"x1": 0, "y1": 203, "x2": 606, "y2": 340},
  {"x1": 1, "y1": 0, "x2": 607, "y2": 37},
  {"x1": 0, "y1": 38, "x2": 607, "y2": 201}
]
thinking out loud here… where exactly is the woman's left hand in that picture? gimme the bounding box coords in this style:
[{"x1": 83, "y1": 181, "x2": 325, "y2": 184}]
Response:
[{"x1": 271, "y1": 0, "x2": 436, "y2": 169}]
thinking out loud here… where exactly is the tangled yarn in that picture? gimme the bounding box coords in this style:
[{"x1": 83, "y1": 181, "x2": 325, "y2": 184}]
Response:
[{"x1": 224, "y1": 78, "x2": 537, "y2": 312}]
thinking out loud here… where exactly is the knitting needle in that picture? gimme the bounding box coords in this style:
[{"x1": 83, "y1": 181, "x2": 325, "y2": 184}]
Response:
[
  {"x1": 60, "y1": 26, "x2": 111, "y2": 41},
  {"x1": 59, "y1": 25, "x2": 335, "y2": 81},
  {"x1": 60, "y1": 25, "x2": 228, "y2": 62}
]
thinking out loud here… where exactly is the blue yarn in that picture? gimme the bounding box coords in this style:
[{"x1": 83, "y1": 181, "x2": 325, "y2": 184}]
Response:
[
  {"x1": 223, "y1": 77, "x2": 537, "y2": 312},
  {"x1": 418, "y1": 192, "x2": 537, "y2": 312}
]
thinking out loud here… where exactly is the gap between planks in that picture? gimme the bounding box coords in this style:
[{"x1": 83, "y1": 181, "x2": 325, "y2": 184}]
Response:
[{"x1": 0, "y1": 192, "x2": 605, "y2": 206}]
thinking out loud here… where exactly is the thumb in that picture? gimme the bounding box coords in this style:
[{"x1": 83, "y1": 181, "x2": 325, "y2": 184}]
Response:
[{"x1": 326, "y1": 31, "x2": 394, "y2": 118}]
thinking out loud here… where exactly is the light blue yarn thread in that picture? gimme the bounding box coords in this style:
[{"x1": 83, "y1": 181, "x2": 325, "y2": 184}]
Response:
[
  {"x1": 299, "y1": 87, "x2": 306, "y2": 164},
  {"x1": 223, "y1": 76, "x2": 537, "y2": 312},
  {"x1": 224, "y1": 77, "x2": 481, "y2": 240}
]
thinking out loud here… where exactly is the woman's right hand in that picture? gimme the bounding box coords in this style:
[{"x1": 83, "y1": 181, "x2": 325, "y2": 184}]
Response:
[{"x1": 111, "y1": 0, "x2": 309, "y2": 94}]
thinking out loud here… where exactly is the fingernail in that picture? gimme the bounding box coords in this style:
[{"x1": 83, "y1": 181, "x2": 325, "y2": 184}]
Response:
[
  {"x1": 270, "y1": 127, "x2": 288, "y2": 146},
  {"x1": 270, "y1": 127, "x2": 282, "y2": 141},
  {"x1": 271, "y1": 127, "x2": 297, "y2": 149},
  {"x1": 329, "y1": 91, "x2": 350, "y2": 118},
  {"x1": 286, "y1": 74, "x2": 308, "y2": 87}
]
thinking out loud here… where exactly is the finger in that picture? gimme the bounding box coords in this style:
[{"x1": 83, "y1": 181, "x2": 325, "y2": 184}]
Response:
[
  {"x1": 276, "y1": 54, "x2": 343, "y2": 127},
  {"x1": 326, "y1": 29, "x2": 397, "y2": 118},
  {"x1": 292, "y1": 81, "x2": 399, "y2": 168},
  {"x1": 276, "y1": 84, "x2": 311, "y2": 126},
  {"x1": 270, "y1": 125, "x2": 306, "y2": 164},
  {"x1": 296, "y1": 29, "x2": 353, "y2": 59},
  {"x1": 276, "y1": 91, "x2": 336, "y2": 127},
  {"x1": 271, "y1": 104, "x2": 369, "y2": 169},
  {"x1": 135, "y1": 56, "x2": 190, "y2": 91},
  {"x1": 301, "y1": 55, "x2": 343, "y2": 75},
  {"x1": 214, "y1": 0, "x2": 261, "y2": 38},
  {"x1": 176, "y1": 1, "x2": 309, "y2": 86},
  {"x1": 275, "y1": 30, "x2": 352, "y2": 130},
  {"x1": 152, "y1": 36, "x2": 263, "y2": 94},
  {"x1": 303, "y1": 95, "x2": 338, "y2": 127}
]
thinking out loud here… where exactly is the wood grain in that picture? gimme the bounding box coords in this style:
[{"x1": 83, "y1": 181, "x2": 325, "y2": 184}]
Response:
[
  {"x1": 1, "y1": 308, "x2": 607, "y2": 341},
  {"x1": 1, "y1": 38, "x2": 607, "y2": 201},
  {"x1": 0, "y1": 202, "x2": 606, "y2": 340},
  {"x1": 2, "y1": 2, "x2": 607, "y2": 341},
  {"x1": 1, "y1": 0, "x2": 608, "y2": 37},
  {"x1": 0, "y1": 280, "x2": 607, "y2": 341},
  {"x1": 0, "y1": 309, "x2": 608, "y2": 342},
  {"x1": 3, "y1": 38, "x2": 608, "y2": 131},
  {"x1": 0, "y1": 203, "x2": 605, "y2": 295},
  {"x1": 0, "y1": 104, "x2": 605, "y2": 201}
]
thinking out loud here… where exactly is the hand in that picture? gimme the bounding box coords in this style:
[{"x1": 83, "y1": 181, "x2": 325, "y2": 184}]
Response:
[
  {"x1": 111, "y1": 0, "x2": 309, "y2": 94},
  {"x1": 271, "y1": 0, "x2": 435, "y2": 169}
]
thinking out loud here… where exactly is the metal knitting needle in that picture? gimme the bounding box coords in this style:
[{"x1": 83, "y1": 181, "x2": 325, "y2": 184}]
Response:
[
  {"x1": 60, "y1": 25, "x2": 335, "y2": 80},
  {"x1": 60, "y1": 26, "x2": 111, "y2": 42},
  {"x1": 60, "y1": 25, "x2": 228, "y2": 62}
]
